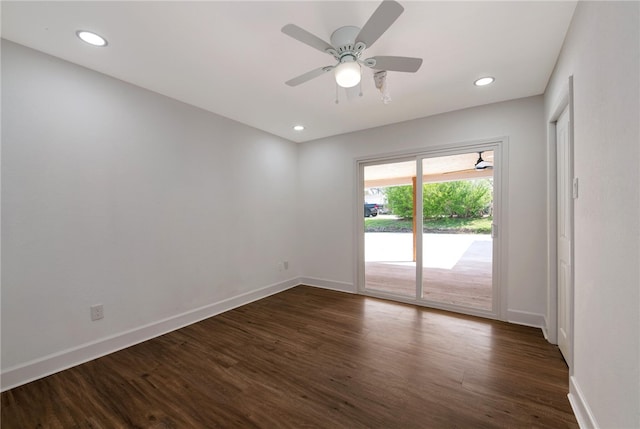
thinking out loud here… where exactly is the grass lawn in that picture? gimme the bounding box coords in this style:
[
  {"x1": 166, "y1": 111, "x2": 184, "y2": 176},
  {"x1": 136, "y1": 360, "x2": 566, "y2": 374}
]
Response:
[{"x1": 365, "y1": 216, "x2": 492, "y2": 234}]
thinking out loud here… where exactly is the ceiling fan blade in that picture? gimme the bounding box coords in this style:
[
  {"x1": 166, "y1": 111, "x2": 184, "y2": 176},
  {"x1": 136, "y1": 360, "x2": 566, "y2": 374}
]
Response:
[
  {"x1": 282, "y1": 24, "x2": 334, "y2": 54},
  {"x1": 355, "y1": 0, "x2": 404, "y2": 48},
  {"x1": 475, "y1": 162, "x2": 493, "y2": 170},
  {"x1": 368, "y1": 56, "x2": 423, "y2": 72},
  {"x1": 285, "y1": 66, "x2": 334, "y2": 87}
]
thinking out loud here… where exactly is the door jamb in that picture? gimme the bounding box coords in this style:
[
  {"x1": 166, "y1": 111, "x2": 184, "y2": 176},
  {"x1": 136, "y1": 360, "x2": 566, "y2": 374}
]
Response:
[
  {"x1": 546, "y1": 76, "x2": 574, "y2": 349},
  {"x1": 547, "y1": 76, "x2": 575, "y2": 372}
]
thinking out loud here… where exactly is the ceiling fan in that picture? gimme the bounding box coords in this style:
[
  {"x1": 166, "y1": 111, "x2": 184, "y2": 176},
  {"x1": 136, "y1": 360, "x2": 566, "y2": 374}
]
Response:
[
  {"x1": 440, "y1": 152, "x2": 494, "y2": 177},
  {"x1": 474, "y1": 152, "x2": 493, "y2": 170},
  {"x1": 281, "y1": 0, "x2": 423, "y2": 90}
]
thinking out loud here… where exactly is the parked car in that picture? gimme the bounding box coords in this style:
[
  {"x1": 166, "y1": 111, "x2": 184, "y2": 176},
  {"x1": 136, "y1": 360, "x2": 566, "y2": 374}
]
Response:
[
  {"x1": 376, "y1": 204, "x2": 390, "y2": 215},
  {"x1": 364, "y1": 203, "x2": 378, "y2": 217}
]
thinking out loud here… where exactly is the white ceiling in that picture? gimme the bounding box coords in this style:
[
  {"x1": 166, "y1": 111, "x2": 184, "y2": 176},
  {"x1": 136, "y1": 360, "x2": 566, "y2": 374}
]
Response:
[{"x1": 1, "y1": 1, "x2": 576, "y2": 143}]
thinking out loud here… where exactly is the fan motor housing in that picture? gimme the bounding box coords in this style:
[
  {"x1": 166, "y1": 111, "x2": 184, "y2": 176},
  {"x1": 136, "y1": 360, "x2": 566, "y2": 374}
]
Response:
[{"x1": 330, "y1": 26, "x2": 365, "y2": 59}]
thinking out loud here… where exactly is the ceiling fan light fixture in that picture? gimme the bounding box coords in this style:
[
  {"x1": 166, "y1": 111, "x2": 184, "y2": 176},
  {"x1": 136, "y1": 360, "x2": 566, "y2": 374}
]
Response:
[
  {"x1": 76, "y1": 30, "x2": 108, "y2": 47},
  {"x1": 334, "y1": 59, "x2": 361, "y2": 88}
]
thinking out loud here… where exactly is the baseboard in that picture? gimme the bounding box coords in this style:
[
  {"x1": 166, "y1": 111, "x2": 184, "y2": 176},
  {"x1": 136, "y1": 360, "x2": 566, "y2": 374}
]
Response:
[
  {"x1": 506, "y1": 309, "x2": 546, "y2": 329},
  {"x1": 540, "y1": 315, "x2": 551, "y2": 342},
  {"x1": 568, "y1": 376, "x2": 599, "y2": 429},
  {"x1": 541, "y1": 325, "x2": 549, "y2": 341},
  {"x1": 1, "y1": 279, "x2": 298, "y2": 392},
  {"x1": 297, "y1": 277, "x2": 355, "y2": 294}
]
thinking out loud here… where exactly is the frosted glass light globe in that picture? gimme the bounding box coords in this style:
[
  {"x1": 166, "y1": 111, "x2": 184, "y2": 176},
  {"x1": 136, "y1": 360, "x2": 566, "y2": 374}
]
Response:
[{"x1": 334, "y1": 61, "x2": 361, "y2": 88}]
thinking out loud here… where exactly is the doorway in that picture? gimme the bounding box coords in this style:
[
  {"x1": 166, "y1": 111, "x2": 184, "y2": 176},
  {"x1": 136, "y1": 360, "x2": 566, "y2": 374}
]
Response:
[{"x1": 359, "y1": 143, "x2": 503, "y2": 317}]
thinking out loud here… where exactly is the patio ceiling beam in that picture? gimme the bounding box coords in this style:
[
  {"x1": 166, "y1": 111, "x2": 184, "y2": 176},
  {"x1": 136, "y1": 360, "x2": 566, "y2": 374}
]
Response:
[{"x1": 364, "y1": 169, "x2": 492, "y2": 188}]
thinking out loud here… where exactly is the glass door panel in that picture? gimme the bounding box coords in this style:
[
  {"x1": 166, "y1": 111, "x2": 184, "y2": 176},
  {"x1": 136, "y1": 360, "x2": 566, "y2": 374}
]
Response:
[
  {"x1": 421, "y1": 152, "x2": 494, "y2": 310},
  {"x1": 363, "y1": 160, "x2": 417, "y2": 298}
]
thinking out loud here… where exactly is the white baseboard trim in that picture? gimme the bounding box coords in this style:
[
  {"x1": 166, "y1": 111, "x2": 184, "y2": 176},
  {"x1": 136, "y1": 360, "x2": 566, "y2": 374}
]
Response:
[
  {"x1": 540, "y1": 315, "x2": 553, "y2": 342},
  {"x1": 506, "y1": 309, "x2": 546, "y2": 329},
  {"x1": 1, "y1": 279, "x2": 298, "y2": 392},
  {"x1": 568, "y1": 376, "x2": 599, "y2": 429},
  {"x1": 541, "y1": 325, "x2": 549, "y2": 341},
  {"x1": 297, "y1": 277, "x2": 355, "y2": 294}
]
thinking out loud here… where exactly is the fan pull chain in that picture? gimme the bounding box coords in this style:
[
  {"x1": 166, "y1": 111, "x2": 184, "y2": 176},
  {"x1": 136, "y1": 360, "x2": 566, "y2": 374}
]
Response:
[{"x1": 335, "y1": 82, "x2": 339, "y2": 104}]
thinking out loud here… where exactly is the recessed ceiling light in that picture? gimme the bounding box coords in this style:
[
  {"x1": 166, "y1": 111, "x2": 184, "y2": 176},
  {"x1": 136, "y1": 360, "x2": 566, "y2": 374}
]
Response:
[
  {"x1": 76, "y1": 30, "x2": 108, "y2": 47},
  {"x1": 293, "y1": 125, "x2": 305, "y2": 131},
  {"x1": 474, "y1": 77, "x2": 495, "y2": 87}
]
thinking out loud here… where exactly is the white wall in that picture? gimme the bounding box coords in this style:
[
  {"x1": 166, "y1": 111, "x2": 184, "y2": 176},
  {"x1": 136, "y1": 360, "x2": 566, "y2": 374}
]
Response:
[
  {"x1": 1, "y1": 41, "x2": 300, "y2": 385},
  {"x1": 298, "y1": 95, "x2": 548, "y2": 324},
  {"x1": 544, "y1": 2, "x2": 640, "y2": 428}
]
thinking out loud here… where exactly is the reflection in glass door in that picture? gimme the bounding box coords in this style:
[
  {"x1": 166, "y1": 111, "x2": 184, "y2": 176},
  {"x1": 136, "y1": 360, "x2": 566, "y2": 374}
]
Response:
[{"x1": 361, "y1": 149, "x2": 496, "y2": 314}]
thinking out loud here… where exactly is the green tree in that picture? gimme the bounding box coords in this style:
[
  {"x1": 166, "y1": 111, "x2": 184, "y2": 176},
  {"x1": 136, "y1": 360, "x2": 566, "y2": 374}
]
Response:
[
  {"x1": 384, "y1": 185, "x2": 414, "y2": 219},
  {"x1": 383, "y1": 179, "x2": 492, "y2": 220},
  {"x1": 457, "y1": 180, "x2": 492, "y2": 218}
]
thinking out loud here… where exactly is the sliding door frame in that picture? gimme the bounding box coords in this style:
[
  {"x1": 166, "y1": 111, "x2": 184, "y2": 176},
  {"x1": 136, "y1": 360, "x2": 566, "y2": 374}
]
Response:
[{"x1": 355, "y1": 138, "x2": 508, "y2": 321}]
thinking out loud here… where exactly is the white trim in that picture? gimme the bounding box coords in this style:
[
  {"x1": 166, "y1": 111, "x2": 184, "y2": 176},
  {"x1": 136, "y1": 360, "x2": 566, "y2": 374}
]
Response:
[
  {"x1": 541, "y1": 325, "x2": 550, "y2": 341},
  {"x1": 546, "y1": 117, "x2": 559, "y2": 344},
  {"x1": 299, "y1": 277, "x2": 355, "y2": 294},
  {"x1": 546, "y1": 75, "x2": 574, "y2": 347},
  {"x1": 415, "y1": 158, "x2": 424, "y2": 300},
  {"x1": 354, "y1": 159, "x2": 366, "y2": 295},
  {"x1": 0, "y1": 279, "x2": 298, "y2": 392},
  {"x1": 495, "y1": 139, "x2": 509, "y2": 321},
  {"x1": 569, "y1": 376, "x2": 599, "y2": 429},
  {"x1": 506, "y1": 309, "x2": 546, "y2": 328}
]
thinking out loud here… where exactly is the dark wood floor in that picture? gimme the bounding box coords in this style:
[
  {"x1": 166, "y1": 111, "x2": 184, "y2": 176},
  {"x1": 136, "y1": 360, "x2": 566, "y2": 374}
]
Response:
[{"x1": 1, "y1": 286, "x2": 577, "y2": 428}]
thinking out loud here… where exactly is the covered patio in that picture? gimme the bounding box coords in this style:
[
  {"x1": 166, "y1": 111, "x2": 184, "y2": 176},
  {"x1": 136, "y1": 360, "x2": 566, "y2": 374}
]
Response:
[
  {"x1": 363, "y1": 151, "x2": 494, "y2": 311},
  {"x1": 365, "y1": 232, "x2": 492, "y2": 310}
]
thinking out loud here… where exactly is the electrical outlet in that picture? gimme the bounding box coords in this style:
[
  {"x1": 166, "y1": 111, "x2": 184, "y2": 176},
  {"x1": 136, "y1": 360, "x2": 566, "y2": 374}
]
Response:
[{"x1": 90, "y1": 304, "x2": 104, "y2": 321}]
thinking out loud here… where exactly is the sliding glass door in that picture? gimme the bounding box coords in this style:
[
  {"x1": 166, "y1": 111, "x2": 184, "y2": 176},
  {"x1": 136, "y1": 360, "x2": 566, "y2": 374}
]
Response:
[{"x1": 360, "y1": 146, "x2": 499, "y2": 316}]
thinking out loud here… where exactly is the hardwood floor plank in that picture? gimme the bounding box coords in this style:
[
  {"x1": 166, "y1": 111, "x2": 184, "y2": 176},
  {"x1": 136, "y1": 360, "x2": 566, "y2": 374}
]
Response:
[{"x1": 1, "y1": 286, "x2": 577, "y2": 428}]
